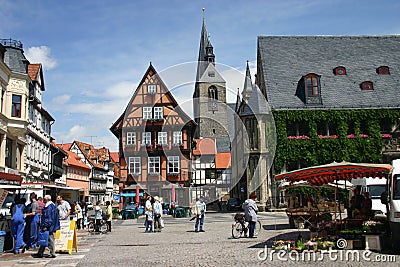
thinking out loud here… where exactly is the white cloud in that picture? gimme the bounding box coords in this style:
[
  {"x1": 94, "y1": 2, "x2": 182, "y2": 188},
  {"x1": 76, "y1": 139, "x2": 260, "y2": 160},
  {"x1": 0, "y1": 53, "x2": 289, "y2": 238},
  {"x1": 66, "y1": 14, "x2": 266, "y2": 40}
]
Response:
[
  {"x1": 81, "y1": 81, "x2": 137, "y2": 99},
  {"x1": 52, "y1": 94, "x2": 71, "y2": 104},
  {"x1": 56, "y1": 125, "x2": 87, "y2": 144},
  {"x1": 25, "y1": 46, "x2": 57, "y2": 70}
]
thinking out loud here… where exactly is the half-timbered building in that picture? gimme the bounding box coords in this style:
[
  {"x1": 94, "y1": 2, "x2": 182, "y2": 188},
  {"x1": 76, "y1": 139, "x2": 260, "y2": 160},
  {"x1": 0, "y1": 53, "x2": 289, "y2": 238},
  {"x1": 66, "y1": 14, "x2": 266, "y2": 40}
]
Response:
[{"x1": 110, "y1": 63, "x2": 196, "y2": 205}]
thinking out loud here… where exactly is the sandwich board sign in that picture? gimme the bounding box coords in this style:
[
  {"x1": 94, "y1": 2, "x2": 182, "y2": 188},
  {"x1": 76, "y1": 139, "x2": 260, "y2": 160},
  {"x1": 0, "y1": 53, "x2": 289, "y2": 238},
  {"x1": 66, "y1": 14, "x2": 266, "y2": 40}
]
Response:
[{"x1": 55, "y1": 220, "x2": 78, "y2": 254}]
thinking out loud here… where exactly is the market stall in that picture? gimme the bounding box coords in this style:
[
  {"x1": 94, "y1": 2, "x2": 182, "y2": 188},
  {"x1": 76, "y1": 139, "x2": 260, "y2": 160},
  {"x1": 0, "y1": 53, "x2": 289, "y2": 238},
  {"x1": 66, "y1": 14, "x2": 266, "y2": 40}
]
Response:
[
  {"x1": 275, "y1": 161, "x2": 392, "y2": 250},
  {"x1": 280, "y1": 180, "x2": 353, "y2": 228}
]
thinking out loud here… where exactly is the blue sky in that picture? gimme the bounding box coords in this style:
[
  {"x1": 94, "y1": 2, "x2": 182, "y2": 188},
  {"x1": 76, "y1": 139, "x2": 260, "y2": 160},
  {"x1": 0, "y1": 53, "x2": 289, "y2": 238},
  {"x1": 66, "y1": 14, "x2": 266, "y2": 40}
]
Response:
[{"x1": 1, "y1": 0, "x2": 399, "y2": 151}]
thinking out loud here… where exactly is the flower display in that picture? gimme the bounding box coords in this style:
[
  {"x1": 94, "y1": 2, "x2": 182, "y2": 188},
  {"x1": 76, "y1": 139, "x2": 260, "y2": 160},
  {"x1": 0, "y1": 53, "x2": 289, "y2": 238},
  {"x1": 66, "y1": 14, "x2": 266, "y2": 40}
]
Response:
[
  {"x1": 287, "y1": 135, "x2": 310, "y2": 140},
  {"x1": 318, "y1": 135, "x2": 338, "y2": 139},
  {"x1": 272, "y1": 240, "x2": 295, "y2": 251}
]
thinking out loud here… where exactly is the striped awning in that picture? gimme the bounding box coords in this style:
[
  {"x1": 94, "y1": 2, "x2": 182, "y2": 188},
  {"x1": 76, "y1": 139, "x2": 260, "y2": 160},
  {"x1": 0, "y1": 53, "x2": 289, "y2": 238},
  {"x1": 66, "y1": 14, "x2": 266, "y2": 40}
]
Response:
[{"x1": 275, "y1": 162, "x2": 392, "y2": 186}]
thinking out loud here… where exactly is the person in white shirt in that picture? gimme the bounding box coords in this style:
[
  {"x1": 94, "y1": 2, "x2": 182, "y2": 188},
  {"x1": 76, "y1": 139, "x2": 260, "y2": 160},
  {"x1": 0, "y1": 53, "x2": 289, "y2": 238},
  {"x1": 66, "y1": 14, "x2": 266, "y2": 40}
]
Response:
[
  {"x1": 153, "y1": 197, "x2": 163, "y2": 232},
  {"x1": 94, "y1": 201, "x2": 103, "y2": 232},
  {"x1": 56, "y1": 195, "x2": 71, "y2": 221}
]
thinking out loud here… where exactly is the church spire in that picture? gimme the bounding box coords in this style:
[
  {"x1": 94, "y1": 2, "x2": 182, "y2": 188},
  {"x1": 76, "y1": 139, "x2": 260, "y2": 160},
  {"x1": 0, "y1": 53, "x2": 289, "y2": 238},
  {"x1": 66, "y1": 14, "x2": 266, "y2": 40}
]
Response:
[
  {"x1": 196, "y1": 8, "x2": 215, "y2": 81},
  {"x1": 242, "y1": 61, "x2": 253, "y2": 101}
]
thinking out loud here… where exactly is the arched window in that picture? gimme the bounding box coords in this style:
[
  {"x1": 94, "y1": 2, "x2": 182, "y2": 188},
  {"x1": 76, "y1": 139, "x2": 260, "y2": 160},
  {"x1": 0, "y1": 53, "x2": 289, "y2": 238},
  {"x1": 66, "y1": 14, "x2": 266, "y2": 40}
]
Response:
[
  {"x1": 377, "y1": 66, "x2": 390, "y2": 75},
  {"x1": 208, "y1": 86, "x2": 218, "y2": 100},
  {"x1": 360, "y1": 81, "x2": 374, "y2": 90},
  {"x1": 304, "y1": 74, "x2": 320, "y2": 96},
  {"x1": 333, "y1": 66, "x2": 347, "y2": 76}
]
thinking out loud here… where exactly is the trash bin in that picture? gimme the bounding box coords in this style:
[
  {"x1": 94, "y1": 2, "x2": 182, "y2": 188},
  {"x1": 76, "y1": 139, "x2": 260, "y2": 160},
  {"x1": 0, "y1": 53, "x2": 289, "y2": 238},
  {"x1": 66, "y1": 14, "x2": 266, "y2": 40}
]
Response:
[{"x1": 0, "y1": 230, "x2": 6, "y2": 254}]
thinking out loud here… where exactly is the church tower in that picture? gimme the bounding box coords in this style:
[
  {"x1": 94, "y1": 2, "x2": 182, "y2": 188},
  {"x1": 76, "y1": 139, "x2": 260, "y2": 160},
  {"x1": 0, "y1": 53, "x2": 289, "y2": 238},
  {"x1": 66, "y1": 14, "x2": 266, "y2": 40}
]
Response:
[{"x1": 193, "y1": 12, "x2": 228, "y2": 139}]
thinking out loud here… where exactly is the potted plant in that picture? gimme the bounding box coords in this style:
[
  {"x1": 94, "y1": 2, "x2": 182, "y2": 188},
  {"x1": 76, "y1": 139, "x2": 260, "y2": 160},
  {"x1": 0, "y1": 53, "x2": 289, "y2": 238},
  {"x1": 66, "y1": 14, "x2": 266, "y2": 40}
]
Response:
[
  {"x1": 295, "y1": 240, "x2": 305, "y2": 252},
  {"x1": 322, "y1": 241, "x2": 335, "y2": 250},
  {"x1": 304, "y1": 240, "x2": 318, "y2": 252}
]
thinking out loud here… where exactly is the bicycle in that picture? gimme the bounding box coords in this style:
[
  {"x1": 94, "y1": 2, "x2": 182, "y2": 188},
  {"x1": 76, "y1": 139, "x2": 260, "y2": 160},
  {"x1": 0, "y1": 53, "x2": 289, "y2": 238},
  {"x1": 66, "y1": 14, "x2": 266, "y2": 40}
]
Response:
[
  {"x1": 231, "y1": 213, "x2": 261, "y2": 239},
  {"x1": 87, "y1": 217, "x2": 108, "y2": 234}
]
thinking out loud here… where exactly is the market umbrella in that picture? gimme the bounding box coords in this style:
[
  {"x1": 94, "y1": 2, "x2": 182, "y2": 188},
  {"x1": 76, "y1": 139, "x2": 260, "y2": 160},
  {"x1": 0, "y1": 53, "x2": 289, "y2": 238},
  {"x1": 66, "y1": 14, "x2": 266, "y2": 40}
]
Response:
[{"x1": 275, "y1": 162, "x2": 391, "y2": 185}]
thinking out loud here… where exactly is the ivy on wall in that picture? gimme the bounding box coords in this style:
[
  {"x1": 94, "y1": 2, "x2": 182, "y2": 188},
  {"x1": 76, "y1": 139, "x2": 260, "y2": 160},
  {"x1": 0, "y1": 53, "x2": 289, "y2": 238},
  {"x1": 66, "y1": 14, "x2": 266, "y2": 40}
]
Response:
[{"x1": 273, "y1": 109, "x2": 400, "y2": 173}]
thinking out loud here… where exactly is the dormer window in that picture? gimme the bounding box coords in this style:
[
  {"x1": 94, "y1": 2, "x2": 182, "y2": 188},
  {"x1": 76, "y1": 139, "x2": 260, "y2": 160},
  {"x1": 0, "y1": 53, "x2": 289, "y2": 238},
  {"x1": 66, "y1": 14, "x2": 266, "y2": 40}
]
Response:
[
  {"x1": 334, "y1": 66, "x2": 347, "y2": 76},
  {"x1": 305, "y1": 74, "x2": 320, "y2": 96},
  {"x1": 360, "y1": 81, "x2": 374, "y2": 90},
  {"x1": 377, "y1": 66, "x2": 390, "y2": 75},
  {"x1": 296, "y1": 73, "x2": 322, "y2": 105}
]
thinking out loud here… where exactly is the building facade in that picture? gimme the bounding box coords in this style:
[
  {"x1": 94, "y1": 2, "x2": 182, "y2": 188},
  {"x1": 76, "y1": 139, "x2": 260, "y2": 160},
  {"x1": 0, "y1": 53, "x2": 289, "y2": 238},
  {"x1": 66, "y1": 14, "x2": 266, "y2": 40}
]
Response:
[
  {"x1": 110, "y1": 63, "x2": 196, "y2": 206},
  {"x1": 255, "y1": 36, "x2": 400, "y2": 207},
  {"x1": 26, "y1": 63, "x2": 54, "y2": 182},
  {"x1": 0, "y1": 39, "x2": 29, "y2": 180},
  {"x1": 67, "y1": 141, "x2": 114, "y2": 203},
  {"x1": 231, "y1": 62, "x2": 274, "y2": 210}
]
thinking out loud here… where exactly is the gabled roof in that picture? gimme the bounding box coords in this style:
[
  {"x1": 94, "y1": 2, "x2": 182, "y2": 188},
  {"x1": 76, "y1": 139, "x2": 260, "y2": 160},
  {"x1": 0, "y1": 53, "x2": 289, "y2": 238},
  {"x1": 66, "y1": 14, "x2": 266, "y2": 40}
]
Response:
[
  {"x1": 257, "y1": 35, "x2": 400, "y2": 110},
  {"x1": 109, "y1": 152, "x2": 119, "y2": 163},
  {"x1": 198, "y1": 63, "x2": 225, "y2": 83},
  {"x1": 110, "y1": 63, "x2": 196, "y2": 134},
  {"x1": 57, "y1": 143, "x2": 72, "y2": 151},
  {"x1": 64, "y1": 150, "x2": 91, "y2": 170},
  {"x1": 71, "y1": 141, "x2": 106, "y2": 169},
  {"x1": 27, "y1": 63, "x2": 45, "y2": 90}
]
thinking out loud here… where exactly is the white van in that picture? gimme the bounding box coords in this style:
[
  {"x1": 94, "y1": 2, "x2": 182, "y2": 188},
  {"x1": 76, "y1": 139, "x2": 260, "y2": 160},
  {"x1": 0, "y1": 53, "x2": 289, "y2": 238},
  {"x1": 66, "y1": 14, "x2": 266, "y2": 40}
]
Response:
[
  {"x1": 351, "y1": 177, "x2": 387, "y2": 215},
  {"x1": 385, "y1": 159, "x2": 400, "y2": 252}
]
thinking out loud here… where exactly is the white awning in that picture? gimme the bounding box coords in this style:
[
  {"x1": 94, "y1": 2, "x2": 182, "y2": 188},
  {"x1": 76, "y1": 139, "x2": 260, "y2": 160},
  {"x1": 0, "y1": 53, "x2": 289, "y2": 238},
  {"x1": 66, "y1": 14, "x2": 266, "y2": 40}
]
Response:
[
  {"x1": 43, "y1": 184, "x2": 82, "y2": 191},
  {"x1": 0, "y1": 185, "x2": 21, "y2": 189}
]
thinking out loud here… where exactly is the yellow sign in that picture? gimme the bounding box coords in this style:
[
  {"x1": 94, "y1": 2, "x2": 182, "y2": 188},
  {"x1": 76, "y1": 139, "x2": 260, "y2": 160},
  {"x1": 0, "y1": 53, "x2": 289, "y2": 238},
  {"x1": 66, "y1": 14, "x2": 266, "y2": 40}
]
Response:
[{"x1": 55, "y1": 220, "x2": 78, "y2": 254}]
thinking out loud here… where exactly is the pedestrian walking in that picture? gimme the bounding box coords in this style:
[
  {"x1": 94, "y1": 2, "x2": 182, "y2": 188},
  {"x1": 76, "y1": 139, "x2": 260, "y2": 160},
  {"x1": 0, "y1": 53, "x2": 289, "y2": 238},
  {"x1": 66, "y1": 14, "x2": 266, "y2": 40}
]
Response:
[
  {"x1": 144, "y1": 208, "x2": 153, "y2": 233},
  {"x1": 94, "y1": 201, "x2": 102, "y2": 232},
  {"x1": 75, "y1": 201, "x2": 83, "y2": 230},
  {"x1": 153, "y1": 197, "x2": 163, "y2": 232},
  {"x1": 37, "y1": 196, "x2": 45, "y2": 215},
  {"x1": 144, "y1": 196, "x2": 153, "y2": 232},
  {"x1": 81, "y1": 201, "x2": 88, "y2": 229},
  {"x1": 242, "y1": 193, "x2": 258, "y2": 238},
  {"x1": 56, "y1": 195, "x2": 71, "y2": 221},
  {"x1": 11, "y1": 196, "x2": 27, "y2": 254},
  {"x1": 24, "y1": 192, "x2": 40, "y2": 249},
  {"x1": 32, "y1": 195, "x2": 60, "y2": 258},
  {"x1": 193, "y1": 197, "x2": 206, "y2": 232},
  {"x1": 105, "y1": 201, "x2": 112, "y2": 232}
]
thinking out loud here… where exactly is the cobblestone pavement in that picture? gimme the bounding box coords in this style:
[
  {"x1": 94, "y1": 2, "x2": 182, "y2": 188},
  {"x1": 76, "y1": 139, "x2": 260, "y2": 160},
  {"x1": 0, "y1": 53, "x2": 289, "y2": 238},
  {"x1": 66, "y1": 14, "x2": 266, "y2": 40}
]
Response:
[{"x1": 1, "y1": 212, "x2": 399, "y2": 266}]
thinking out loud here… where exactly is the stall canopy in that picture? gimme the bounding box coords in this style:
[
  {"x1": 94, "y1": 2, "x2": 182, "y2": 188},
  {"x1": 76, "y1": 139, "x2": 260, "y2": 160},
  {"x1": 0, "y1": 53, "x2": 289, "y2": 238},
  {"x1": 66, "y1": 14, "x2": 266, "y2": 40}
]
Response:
[{"x1": 275, "y1": 162, "x2": 392, "y2": 186}]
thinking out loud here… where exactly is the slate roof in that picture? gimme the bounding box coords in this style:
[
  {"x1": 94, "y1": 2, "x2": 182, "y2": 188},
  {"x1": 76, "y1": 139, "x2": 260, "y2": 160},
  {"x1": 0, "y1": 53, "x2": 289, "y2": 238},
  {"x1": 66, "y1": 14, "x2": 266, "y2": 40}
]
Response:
[
  {"x1": 257, "y1": 35, "x2": 400, "y2": 110},
  {"x1": 1, "y1": 39, "x2": 28, "y2": 74},
  {"x1": 238, "y1": 62, "x2": 271, "y2": 116}
]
